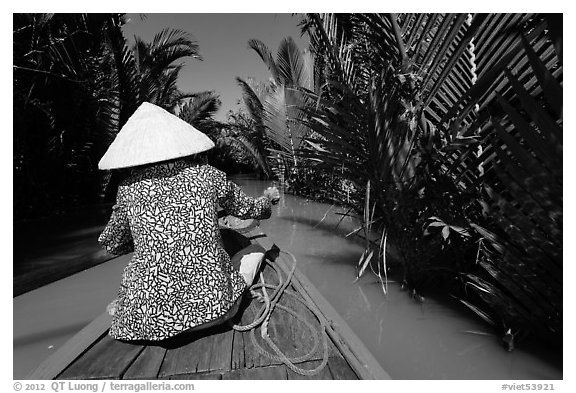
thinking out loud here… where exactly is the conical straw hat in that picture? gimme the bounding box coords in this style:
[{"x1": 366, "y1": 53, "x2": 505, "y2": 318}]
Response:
[{"x1": 98, "y1": 102, "x2": 215, "y2": 170}]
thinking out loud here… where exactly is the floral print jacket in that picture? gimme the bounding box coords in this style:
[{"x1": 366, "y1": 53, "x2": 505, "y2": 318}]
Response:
[{"x1": 99, "y1": 159, "x2": 271, "y2": 341}]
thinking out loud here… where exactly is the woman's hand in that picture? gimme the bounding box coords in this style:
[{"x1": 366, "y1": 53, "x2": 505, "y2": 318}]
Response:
[{"x1": 263, "y1": 186, "x2": 280, "y2": 205}]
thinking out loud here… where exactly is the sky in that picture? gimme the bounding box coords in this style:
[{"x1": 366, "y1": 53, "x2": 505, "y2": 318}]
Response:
[{"x1": 121, "y1": 14, "x2": 309, "y2": 121}]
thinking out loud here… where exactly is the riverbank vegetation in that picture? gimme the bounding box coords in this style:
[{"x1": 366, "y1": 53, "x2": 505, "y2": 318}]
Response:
[
  {"x1": 13, "y1": 13, "x2": 562, "y2": 350},
  {"x1": 14, "y1": 14, "x2": 264, "y2": 219},
  {"x1": 239, "y1": 14, "x2": 562, "y2": 350}
]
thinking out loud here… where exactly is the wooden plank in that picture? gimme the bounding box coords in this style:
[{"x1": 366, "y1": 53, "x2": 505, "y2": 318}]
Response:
[
  {"x1": 271, "y1": 286, "x2": 338, "y2": 364},
  {"x1": 30, "y1": 225, "x2": 387, "y2": 381},
  {"x1": 261, "y1": 257, "x2": 282, "y2": 286},
  {"x1": 285, "y1": 286, "x2": 325, "y2": 362},
  {"x1": 208, "y1": 328, "x2": 234, "y2": 371},
  {"x1": 285, "y1": 360, "x2": 333, "y2": 380},
  {"x1": 221, "y1": 365, "x2": 288, "y2": 380},
  {"x1": 169, "y1": 372, "x2": 222, "y2": 380},
  {"x1": 327, "y1": 355, "x2": 359, "y2": 380},
  {"x1": 243, "y1": 238, "x2": 300, "y2": 368},
  {"x1": 248, "y1": 229, "x2": 333, "y2": 364},
  {"x1": 279, "y1": 258, "x2": 390, "y2": 379},
  {"x1": 159, "y1": 333, "x2": 215, "y2": 377},
  {"x1": 58, "y1": 333, "x2": 144, "y2": 379},
  {"x1": 241, "y1": 291, "x2": 304, "y2": 368},
  {"x1": 237, "y1": 298, "x2": 270, "y2": 368},
  {"x1": 28, "y1": 312, "x2": 112, "y2": 379},
  {"x1": 234, "y1": 268, "x2": 323, "y2": 370},
  {"x1": 122, "y1": 345, "x2": 167, "y2": 379},
  {"x1": 158, "y1": 324, "x2": 233, "y2": 378},
  {"x1": 258, "y1": 263, "x2": 297, "y2": 366},
  {"x1": 230, "y1": 329, "x2": 245, "y2": 369},
  {"x1": 287, "y1": 286, "x2": 342, "y2": 360},
  {"x1": 245, "y1": 227, "x2": 392, "y2": 380},
  {"x1": 230, "y1": 231, "x2": 298, "y2": 370},
  {"x1": 326, "y1": 333, "x2": 341, "y2": 358}
]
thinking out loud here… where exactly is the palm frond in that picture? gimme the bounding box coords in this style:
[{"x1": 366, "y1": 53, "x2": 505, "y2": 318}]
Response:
[
  {"x1": 236, "y1": 77, "x2": 265, "y2": 128},
  {"x1": 276, "y1": 37, "x2": 314, "y2": 89},
  {"x1": 248, "y1": 39, "x2": 280, "y2": 83},
  {"x1": 178, "y1": 91, "x2": 222, "y2": 128},
  {"x1": 223, "y1": 135, "x2": 272, "y2": 178}
]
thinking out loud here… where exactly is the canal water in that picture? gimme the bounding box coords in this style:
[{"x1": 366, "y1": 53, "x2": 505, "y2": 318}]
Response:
[{"x1": 13, "y1": 177, "x2": 562, "y2": 379}]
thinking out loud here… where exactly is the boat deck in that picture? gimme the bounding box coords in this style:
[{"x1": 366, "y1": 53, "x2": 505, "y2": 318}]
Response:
[
  {"x1": 56, "y1": 274, "x2": 356, "y2": 380},
  {"x1": 30, "y1": 224, "x2": 390, "y2": 380}
]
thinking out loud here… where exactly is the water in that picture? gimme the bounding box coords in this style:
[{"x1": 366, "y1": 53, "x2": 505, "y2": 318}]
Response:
[
  {"x1": 13, "y1": 177, "x2": 562, "y2": 379},
  {"x1": 237, "y1": 177, "x2": 562, "y2": 380},
  {"x1": 13, "y1": 255, "x2": 129, "y2": 379}
]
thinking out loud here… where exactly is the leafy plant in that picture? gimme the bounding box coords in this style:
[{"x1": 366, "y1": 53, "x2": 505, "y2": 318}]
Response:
[
  {"x1": 13, "y1": 14, "x2": 219, "y2": 217},
  {"x1": 131, "y1": 28, "x2": 202, "y2": 109},
  {"x1": 237, "y1": 37, "x2": 316, "y2": 183},
  {"x1": 293, "y1": 13, "x2": 562, "y2": 347},
  {"x1": 14, "y1": 14, "x2": 129, "y2": 217}
]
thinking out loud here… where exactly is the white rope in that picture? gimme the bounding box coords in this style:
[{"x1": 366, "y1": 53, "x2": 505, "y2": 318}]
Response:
[{"x1": 232, "y1": 250, "x2": 330, "y2": 376}]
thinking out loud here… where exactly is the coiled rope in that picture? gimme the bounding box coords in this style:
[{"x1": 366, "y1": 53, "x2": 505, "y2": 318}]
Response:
[{"x1": 232, "y1": 250, "x2": 330, "y2": 376}]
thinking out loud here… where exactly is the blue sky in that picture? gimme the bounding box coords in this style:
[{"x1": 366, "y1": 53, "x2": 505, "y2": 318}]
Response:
[{"x1": 121, "y1": 14, "x2": 309, "y2": 121}]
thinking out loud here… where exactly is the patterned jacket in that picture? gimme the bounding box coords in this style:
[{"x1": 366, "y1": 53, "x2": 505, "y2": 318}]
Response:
[{"x1": 99, "y1": 159, "x2": 271, "y2": 341}]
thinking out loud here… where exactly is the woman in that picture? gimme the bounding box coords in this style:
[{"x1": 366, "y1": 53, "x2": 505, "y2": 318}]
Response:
[{"x1": 98, "y1": 102, "x2": 280, "y2": 342}]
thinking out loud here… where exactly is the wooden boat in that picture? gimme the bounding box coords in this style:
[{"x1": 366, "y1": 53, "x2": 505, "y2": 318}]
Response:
[{"x1": 28, "y1": 219, "x2": 390, "y2": 380}]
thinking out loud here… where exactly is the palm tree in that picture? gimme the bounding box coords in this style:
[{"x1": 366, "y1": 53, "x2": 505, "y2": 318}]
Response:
[
  {"x1": 221, "y1": 106, "x2": 273, "y2": 177},
  {"x1": 237, "y1": 36, "x2": 315, "y2": 182},
  {"x1": 13, "y1": 14, "x2": 222, "y2": 213},
  {"x1": 177, "y1": 91, "x2": 222, "y2": 133},
  {"x1": 14, "y1": 13, "x2": 128, "y2": 218},
  {"x1": 102, "y1": 26, "x2": 219, "y2": 200},
  {"x1": 298, "y1": 13, "x2": 562, "y2": 347},
  {"x1": 99, "y1": 24, "x2": 207, "y2": 151},
  {"x1": 131, "y1": 28, "x2": 202, "y2": 110}
]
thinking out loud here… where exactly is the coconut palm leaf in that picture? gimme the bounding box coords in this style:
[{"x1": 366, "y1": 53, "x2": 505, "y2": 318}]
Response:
[
  {"x1": 243, "y1": 36, "x2": 316, "y2": 174},
  {"x1": 178, "y1": 91, "x2": 222, "y2": 128},
  {"x1": 520, "y1": 35, "x2": 562, "y2": 117},
  {"x1": 132, "y1": 28, "x2": 201, "y2": 107},
  {"x1": 262, "y1": 85, "x2": 293, "y2": 155},
  {"x1": 154, "y1": 64, "x2": 183, "y2": 109},
  {"x1": 104, "y1": 21, "x2": 141, "y2": 126},
  {"x1": 248, "y1": 38, "x2": 281, "y2": 83},
  {"x1": 144, "y1": 28, "x2": 201, "y2": 77},
  {"x1": 301, "y1": 13, "x2": 353, "y2": 87},
  {"x1": 276, "y1": 37, "x2": 313, "y2": 89},
  {"x1": 222, "y1": 135, "x2": 271, "y2": 178},
  {"x1": 297, "y1": 12, "x2": 562, "y2": 346},
  {"x1": 439, "y1": 15, "x2": 551, "y2": 128},
  {"x1": 442, "y1": 22, "x2": 562, "y2": 343},
  {"x1": 14, "y1": 14, "x2": 133, "y2": 211},
  {"x1": 236, "y1": 77, "x2": 265, "y2": 124}
]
